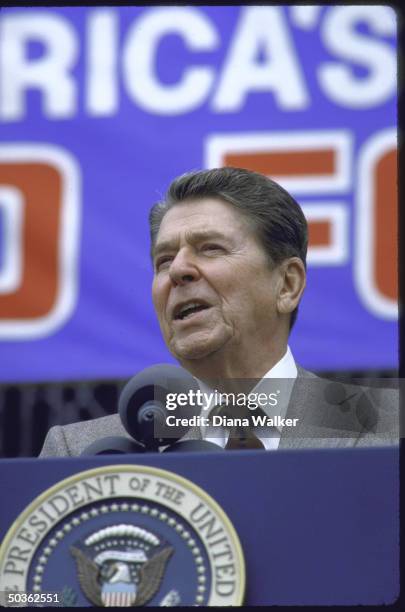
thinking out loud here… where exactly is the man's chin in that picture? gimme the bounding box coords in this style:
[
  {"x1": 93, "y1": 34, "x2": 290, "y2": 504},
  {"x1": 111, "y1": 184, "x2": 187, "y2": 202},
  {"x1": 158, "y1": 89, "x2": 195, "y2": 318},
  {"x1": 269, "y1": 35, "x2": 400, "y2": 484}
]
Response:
[
  {"x1": 169, "y1": 331, "x2": 228, "y2": 362},
  {"x1": 172, "y1": 343, "x2": 216, "y2": 361}
]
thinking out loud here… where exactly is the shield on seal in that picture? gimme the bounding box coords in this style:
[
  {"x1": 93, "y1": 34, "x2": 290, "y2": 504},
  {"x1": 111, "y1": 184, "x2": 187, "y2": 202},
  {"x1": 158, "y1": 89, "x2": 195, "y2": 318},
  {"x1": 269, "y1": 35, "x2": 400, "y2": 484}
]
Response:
[{"x1": 101, "y1": 582, "x2": 137, "y2": 607}]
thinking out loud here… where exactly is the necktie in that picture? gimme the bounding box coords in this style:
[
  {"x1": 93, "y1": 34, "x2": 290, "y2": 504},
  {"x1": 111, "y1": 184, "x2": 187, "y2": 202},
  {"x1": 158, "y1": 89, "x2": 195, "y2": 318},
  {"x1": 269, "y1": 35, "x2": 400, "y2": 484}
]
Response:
[
  {"x1": 209, "y1": 404, "x2": 265, "y2": 450},
  {"x1": 225, "y1": 425, "x2": 265, "y2": 450}
]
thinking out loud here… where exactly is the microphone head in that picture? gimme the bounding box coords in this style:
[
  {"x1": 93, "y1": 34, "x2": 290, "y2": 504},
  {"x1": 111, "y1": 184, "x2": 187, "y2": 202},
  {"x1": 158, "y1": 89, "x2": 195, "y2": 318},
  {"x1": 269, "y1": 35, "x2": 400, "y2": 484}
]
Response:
[
  {"x1": 118, "y1": 364, "x2": 199, "y2": 449},
  {"x1": 80, "y1": 436, "x2": 146, "y2": 456}
]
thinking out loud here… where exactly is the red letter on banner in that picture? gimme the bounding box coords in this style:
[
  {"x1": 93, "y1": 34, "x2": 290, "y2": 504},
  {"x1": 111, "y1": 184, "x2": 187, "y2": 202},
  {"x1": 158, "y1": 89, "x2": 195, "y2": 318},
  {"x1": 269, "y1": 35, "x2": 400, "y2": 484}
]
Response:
[
  {"x1": 355, "y1": 129, "x2": 397, "y2": 319},
  {"x1": 0, "y1": 145, "x2": 80, "y2": 338}
]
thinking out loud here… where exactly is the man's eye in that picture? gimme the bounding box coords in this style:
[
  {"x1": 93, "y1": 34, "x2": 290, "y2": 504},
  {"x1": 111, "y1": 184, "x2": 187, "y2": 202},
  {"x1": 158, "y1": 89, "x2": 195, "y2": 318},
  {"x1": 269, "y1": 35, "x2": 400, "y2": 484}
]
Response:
[
  {"x1": 155, "y1": 257, "x2": 173, "y2": 271},
  {"x1": 201, "y1": 244, "x2": 224, "y2": 253}
]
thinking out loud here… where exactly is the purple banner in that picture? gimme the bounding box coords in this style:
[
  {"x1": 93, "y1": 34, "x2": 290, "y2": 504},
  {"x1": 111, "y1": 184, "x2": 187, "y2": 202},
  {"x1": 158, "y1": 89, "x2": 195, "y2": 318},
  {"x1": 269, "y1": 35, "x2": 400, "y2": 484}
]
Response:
[{"x1": 0, "y1": 6, "x2": 398, "y2": 381}]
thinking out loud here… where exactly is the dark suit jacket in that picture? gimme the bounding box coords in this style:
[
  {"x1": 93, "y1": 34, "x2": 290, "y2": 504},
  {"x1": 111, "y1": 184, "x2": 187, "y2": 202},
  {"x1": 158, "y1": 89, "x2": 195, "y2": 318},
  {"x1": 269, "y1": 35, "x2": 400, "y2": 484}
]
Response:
[{"x1": 38, "y1": 367, "x2": 398, "y2": 457}]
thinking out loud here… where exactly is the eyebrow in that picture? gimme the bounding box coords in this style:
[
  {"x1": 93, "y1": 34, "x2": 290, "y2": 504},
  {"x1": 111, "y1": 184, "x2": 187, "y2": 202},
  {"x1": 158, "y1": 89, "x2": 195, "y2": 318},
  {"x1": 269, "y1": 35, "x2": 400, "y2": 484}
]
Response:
[{"x1": 152, "y1": 229, "x2": 228, "y2": 260}]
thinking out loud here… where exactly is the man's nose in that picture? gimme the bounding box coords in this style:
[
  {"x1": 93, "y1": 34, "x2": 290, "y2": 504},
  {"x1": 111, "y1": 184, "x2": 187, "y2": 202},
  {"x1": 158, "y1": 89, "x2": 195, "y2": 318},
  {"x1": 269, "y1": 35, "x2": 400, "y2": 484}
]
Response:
[{"x1": 169, "y1": 249, "x2": 200, "y2": 286}]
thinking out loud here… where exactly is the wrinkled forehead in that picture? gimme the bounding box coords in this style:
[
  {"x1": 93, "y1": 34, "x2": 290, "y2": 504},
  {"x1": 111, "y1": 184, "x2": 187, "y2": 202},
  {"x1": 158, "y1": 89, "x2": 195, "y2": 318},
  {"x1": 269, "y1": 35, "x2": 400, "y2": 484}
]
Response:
[{"x1": 153, "y1": 198, "x2": 255, "y2": 250}]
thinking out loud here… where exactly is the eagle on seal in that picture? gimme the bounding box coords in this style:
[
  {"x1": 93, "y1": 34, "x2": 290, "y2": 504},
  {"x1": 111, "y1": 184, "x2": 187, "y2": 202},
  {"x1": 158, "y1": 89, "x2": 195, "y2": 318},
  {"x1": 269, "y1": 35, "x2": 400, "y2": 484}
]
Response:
[{"x1": 70, "y1": 545, "x2": 173, "y2": 607}]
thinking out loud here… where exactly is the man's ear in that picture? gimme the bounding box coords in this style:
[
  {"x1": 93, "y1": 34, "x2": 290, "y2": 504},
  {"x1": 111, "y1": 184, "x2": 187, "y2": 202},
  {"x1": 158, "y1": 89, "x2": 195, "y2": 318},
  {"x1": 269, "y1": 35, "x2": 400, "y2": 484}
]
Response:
[{"x1": 277, "y1": 257, "x2": 306, "y2": 315}]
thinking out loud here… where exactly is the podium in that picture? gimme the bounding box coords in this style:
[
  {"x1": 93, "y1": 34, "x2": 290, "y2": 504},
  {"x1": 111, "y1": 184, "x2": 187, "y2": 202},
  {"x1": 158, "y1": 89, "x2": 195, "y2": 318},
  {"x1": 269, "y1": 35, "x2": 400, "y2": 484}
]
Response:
[{"x1": 0, "y1": 447, "x2": 399, "y2": 606}]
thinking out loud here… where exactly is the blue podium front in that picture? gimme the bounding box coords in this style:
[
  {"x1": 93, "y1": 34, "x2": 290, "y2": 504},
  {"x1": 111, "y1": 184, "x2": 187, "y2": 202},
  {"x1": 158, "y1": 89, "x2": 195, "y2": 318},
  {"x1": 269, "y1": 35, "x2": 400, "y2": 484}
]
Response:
[{"x1": 0, "y1": 447, "x2": 399, "y2": 606}]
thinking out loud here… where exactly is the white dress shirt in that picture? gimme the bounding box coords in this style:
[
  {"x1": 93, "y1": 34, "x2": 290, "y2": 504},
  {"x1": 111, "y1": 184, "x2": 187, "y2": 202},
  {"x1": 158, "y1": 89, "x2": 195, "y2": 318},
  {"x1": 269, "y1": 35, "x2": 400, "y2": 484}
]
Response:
[{"x1": 199, "y1": 346, "x2": 298, "y2": 450}]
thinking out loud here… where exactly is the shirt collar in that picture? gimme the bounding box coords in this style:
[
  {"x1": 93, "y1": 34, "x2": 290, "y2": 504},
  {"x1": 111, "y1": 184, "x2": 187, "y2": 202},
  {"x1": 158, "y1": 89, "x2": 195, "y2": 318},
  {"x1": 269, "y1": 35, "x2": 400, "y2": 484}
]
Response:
[
  {"x1": 261, "y1": 345, "x2": 297, "y2": 380},
  {"x1": 247, "y1": 346, "x2": 297, "y2": 422},
  {"x1": 197, "y1": 346, "x2": 297, "y2": 418},
  {"x1": 197, "y1": 346, "x2": 298, "y2": 444}
]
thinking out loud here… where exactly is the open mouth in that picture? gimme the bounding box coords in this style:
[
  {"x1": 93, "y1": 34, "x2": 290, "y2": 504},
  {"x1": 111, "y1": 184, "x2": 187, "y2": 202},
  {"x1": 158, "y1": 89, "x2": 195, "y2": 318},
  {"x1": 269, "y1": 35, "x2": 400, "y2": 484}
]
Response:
[{"x1": 173, "y1": 301, "x2": 211, "y2": 321}]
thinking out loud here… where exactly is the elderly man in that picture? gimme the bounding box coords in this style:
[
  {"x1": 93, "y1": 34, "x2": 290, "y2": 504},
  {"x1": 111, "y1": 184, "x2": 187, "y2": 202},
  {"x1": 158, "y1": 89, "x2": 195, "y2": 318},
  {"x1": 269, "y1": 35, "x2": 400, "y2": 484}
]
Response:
[{"x1": 39, "y1": 168, "x2": 397, "y2": 456}]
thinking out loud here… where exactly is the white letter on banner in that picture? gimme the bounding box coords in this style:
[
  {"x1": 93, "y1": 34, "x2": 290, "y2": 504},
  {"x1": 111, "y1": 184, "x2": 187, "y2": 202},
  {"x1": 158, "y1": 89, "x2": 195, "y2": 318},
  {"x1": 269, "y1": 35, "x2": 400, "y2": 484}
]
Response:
[
  {"x1": 212, "y1": 7, "x2": 309, "y2": 112},
  {"x1": 0, "y1": 12, "x2": 78, "y2": 120},
  {"x1": 318, "y1": 6, "x2": 396, "y2": 108},
  {"x1": 122, "y1": 7, "x2": 218, "y2": 115},
  {"x1": 86, "y1": 9, "x2": 119, "y2": 116}
]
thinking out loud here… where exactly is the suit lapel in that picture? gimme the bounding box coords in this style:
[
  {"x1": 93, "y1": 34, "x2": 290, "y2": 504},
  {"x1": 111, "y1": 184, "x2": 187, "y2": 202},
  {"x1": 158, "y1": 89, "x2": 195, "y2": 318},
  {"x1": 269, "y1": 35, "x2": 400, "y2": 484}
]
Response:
[{"x1": 279, "y1": 367, "x2": 363, "y2": 449}]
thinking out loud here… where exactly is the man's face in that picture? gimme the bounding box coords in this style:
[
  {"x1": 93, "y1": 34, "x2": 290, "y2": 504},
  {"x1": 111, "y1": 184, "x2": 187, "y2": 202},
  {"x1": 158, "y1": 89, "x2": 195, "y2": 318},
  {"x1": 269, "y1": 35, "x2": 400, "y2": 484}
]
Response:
[{"x1": 151, "y1": 198, "x2": 284, "y2": 366}]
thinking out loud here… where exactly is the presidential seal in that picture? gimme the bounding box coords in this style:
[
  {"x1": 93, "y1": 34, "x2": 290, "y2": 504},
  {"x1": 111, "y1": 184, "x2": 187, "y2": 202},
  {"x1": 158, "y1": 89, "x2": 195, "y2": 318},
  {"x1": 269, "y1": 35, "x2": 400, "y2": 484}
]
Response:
[{"x1": 0, "y1": 465, "x2": 245, "y2": 606}]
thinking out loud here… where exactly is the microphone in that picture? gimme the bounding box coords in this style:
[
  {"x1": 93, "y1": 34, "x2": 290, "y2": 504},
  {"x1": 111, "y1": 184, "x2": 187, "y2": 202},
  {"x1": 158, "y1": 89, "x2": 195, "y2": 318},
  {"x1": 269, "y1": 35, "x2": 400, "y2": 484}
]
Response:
[
  {"x1": 118, "y1": 364, "x2": 200, "y2": 451},
  {"x1": 80, "y1": 436, "x2": 146, "y2": 455}
]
